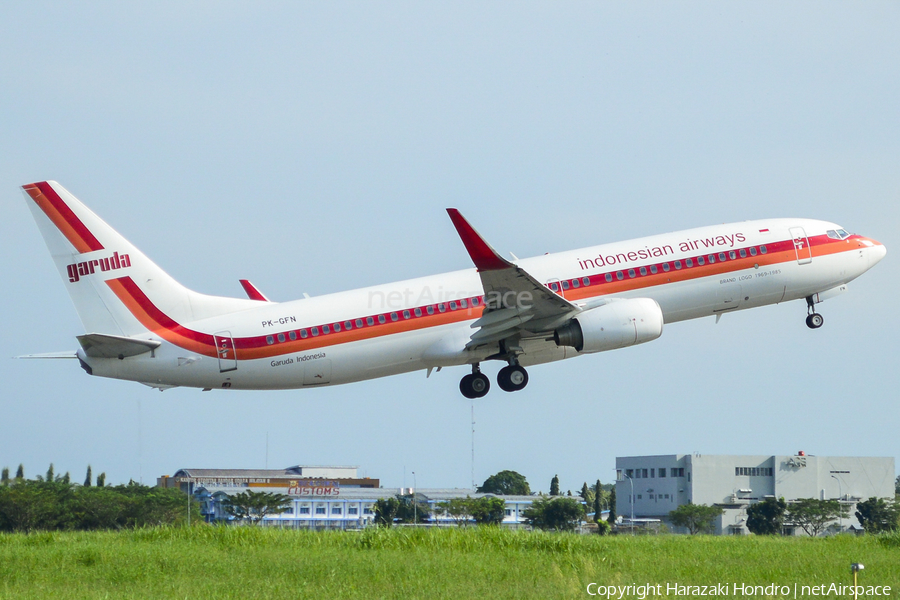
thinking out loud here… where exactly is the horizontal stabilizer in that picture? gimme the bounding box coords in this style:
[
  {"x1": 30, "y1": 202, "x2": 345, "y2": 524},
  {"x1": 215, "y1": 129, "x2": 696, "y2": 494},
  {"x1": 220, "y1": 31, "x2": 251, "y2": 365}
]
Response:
[
  {"x1": 16, "y1": 351, "x2": 78, "y2": 359},
  {"x1": 239, "y1": 279, "x2": 270, "y2": 302},
  {"x1": 77, "y1": 333, "x2": 161, "y2": 358}
]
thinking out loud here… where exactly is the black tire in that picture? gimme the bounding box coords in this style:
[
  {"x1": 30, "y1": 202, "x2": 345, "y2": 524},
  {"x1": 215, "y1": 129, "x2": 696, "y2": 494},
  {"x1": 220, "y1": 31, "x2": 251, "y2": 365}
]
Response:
[
  {"x1": 497, "y1": 365, "x2": 529, "y2": 392},
  {"x1": 471, "y1": 372, "x2": 490, "y2": 397},
  {"x1": 459, "y1": 374, "x2": 478, "y2": 399},
  {"x1": 806, "y1": 313, "x2": 824, "y2": 329}
]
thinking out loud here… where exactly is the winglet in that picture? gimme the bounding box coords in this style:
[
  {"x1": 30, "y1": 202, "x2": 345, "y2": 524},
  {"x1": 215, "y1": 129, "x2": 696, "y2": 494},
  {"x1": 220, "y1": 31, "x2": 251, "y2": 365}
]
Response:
[
  {"x1": 446, "y1": 209, "x2": 512, "y2": 272},
  {"x1": 239, "y1": 279, "x2": 270, "y2": 302}
]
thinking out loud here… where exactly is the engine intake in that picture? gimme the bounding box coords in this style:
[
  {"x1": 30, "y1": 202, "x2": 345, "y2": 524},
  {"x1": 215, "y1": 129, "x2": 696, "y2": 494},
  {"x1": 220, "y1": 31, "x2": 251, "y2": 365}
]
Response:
[{"x1": 554, "y1": 298, "x2": 664, "y2": 353}]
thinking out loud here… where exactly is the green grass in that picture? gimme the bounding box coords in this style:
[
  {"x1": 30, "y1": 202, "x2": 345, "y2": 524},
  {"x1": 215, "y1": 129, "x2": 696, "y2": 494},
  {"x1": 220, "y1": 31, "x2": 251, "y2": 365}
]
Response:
[{"x1": 0, "y1": 527, "x2": 897, "y2": 599}]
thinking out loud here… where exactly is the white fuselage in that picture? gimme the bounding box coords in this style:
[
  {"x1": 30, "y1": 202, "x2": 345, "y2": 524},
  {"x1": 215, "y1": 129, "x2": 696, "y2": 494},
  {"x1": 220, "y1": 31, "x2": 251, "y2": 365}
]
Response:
[{"x1": 82, "y1": 218, "x2": 885, "y2": 390}]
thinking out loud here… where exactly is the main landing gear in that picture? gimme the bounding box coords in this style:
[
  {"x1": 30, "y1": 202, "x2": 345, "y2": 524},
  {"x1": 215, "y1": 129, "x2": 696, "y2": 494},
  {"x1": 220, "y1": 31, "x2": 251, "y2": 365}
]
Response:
[
  {"x1": 459, "y1": 361, "x2": 529, "y2": 398},
  {"x1": 805, "y1": 295, "x2": 824, "y2": 329}
]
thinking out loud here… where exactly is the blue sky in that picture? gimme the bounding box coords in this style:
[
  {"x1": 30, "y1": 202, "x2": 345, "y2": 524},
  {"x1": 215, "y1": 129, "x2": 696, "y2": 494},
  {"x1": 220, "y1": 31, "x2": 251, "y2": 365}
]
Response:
[{"x1": 1, "y1": 2, "x2": 897, "y2": 493}]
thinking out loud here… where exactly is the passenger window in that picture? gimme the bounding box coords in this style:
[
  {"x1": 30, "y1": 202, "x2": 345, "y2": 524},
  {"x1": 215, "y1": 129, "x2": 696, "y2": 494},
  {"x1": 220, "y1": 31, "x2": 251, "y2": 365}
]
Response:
[
  {"x1": 605, "y1": 273, "x2": 613, "y2": 283},
  {"x1": 277, "y1": 333, "x2": 285, "y2": 343},
  {"x1": 390, "y1": 312, "x2": 398, "y2": 321},
  {"x1": 616, "y1": 271, "x2": 624, "y2": 280},
  {"x1": 300, "y1": 329, "x2": 308, "y2": 339},
  {"x1": 571, "y1": 279, "x2": 580, "y2": 288},
  {"x1": 427, "y1": 306, "x2": 434, "y2": 315},
  {"x1": 322, "y1": 325, "x2": 330, "y2": 334},
  {"x1": 344, "y1": 321, "x2": 352, "y2": 330},
  {"x1": 289, "y1": 331, "x2": 297, "y2": 341},
  {"x1": 729, "y1": 251, "x2": 737, "y2": 260},
  {"x1": 472, "y1": 297, "x2": 480, "y2": 306},
  {"x1": 550, "y1": 282, "x2": 559, "y2": 292},
  {"x1": 333, "y1": 323, "x2": 341, "y2": 332},
  {"x1": 662, "y1": 263, "x2": 670, "y2": 272},
  {"x1": 460, "y1": 299, "x2": 468, "y2": 308},
  {"x1": 438, "y1": 303, "x2": 446, "y2": 313},
  {"x1": 674, "y1": 260, "x2": 682, "y2": 270},
  {"x1": 582, "y1": 277, "x2": 590, "y2": 287},
  {"x1": 414, "y1": 308, "x2": 422, "y2": 317},
  {"x1": 311, "y1": 327, "x2": 319, "y2": 336},
  {"x1": 366, "y1": 317, "x2": 374, "y2": 326},
  {"x1": 708, "y1": 255, "x2": 715, "y2": 263},
  {"x1": 697, "y1": 256, "x2": 705, "y2": 266},
  {"x1": 356, "y1": 319, "x2": 364, "y2": 328},
  {"x1": 628, "y1": 269, "x2": 636, "y2": 278},
  {"x1": 639, "y1": 267, "x2": 647, "y2": 276},
  {"x1": 650, "y1": 265, "x2": 658, "y2": 274},
  {"x1": 760, "y1": 245, "x2": 767, "y2": 254},
  {"x1": 739, "y1": 249, "x2": 747, "y2": 258},
  {"x1": 378, "y1": 315, "x2": 386, "y2": 324},
  {"x1": 266, "y1": 336, "x2": 274, "y2": 345},
  {"x1": 562, "y1": 281, "x2": 570, "y2": 290},
  {"x1": 749, "y1": 247, "x2": 757, "y2": 256},
  {"x1": 450, "y1": 301, "x2": 458, "y2": 310},
  {"x1": 403, "y1": 310, "x2": 410, "y2": 319},
  {"x1": 685, "y1": 259, "x2": 693, "y2": 268},
  {"x1": 718, "y1": 253, "x2": 726, "y2": 262}
]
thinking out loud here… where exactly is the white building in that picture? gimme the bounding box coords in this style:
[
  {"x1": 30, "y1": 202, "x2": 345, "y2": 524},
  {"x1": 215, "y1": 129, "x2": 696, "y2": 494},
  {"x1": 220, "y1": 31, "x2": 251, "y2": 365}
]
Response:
[
  {"x1": 159, "y1": 465, "x2": 547, "y2": 529},
  {"x1": 615, "y1": 453, "x2": 895, "y2": 535}
]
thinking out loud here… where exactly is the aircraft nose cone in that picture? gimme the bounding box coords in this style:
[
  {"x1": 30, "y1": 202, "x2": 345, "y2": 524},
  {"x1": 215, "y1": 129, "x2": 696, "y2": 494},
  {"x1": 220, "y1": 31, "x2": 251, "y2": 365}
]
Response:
[{"x1": 867, "y1": 239, "x2": 886, "y2": 266}]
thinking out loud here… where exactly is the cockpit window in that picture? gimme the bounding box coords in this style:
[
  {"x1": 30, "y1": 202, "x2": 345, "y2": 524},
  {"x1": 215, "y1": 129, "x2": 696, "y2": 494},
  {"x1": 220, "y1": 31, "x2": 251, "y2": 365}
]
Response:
[
  {"x1": 837, "y1": 229, "x2": 850, "y2": 239},
  {"x1": 828, "y1": 228, "x2": 851, "y2": 240}
]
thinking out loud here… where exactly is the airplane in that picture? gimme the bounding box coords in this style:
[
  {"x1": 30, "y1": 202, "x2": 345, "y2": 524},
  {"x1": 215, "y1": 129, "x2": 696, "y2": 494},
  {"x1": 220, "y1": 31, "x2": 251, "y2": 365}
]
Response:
[{"x1": 20, "y1": 180, "x2": 886, "y2": 398}]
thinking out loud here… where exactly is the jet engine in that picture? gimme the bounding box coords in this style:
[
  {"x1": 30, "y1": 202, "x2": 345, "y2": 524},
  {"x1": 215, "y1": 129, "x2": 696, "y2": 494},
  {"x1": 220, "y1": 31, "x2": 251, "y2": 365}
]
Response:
[{"x1": 553, "y1": 298, "x2": 664, "y2": 353}]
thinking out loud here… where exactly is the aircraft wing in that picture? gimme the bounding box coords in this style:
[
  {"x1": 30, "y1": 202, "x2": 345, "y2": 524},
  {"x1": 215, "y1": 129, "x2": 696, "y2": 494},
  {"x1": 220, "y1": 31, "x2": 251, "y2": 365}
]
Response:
[{"x1": 446, "y1": 209, "x2": 579, "y2": 350}]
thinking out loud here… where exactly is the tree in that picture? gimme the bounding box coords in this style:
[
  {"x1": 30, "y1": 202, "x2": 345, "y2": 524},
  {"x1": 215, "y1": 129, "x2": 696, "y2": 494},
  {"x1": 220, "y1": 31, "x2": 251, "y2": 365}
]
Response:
[
  {"x1": 580, "y1": 482, "x2": 592, "y2": 507},
  {"x1": 607, "y1": 487, "x2": 617, "y2": 525},
  {"x1": 471, "y1": 497, "x2": 505, "y2": 525},
  {"x1": 395, "y1": 494, "x2": 430, "y2": 524},
  {"x1": 15, "y1": 465, "x2": 24, "y2": 480},
  {"x1": 45, "y1": 464, "x2": 54, "y2": 483},
  {"x1": 669, "y1": 503, "x2": 723, "y2": 534},
  {"x1": 523, "y1": 497, "x2": 584, "y2": 531},
  {"x1": 438, "y1": 497, "x2": 474, "y2": 526},
  {"x1": 84, "y1": 465, "x2": 92, "y2": 487},
  {"x1": 595, "y1": 519, "x2": 611, "y2": 535},
  {"x1": 96, "y1": 472, "x2": 106, "y2": 488},
  {"x1": 550, "y1": 475, "x2": 560, "y2": 496},
  {"x1": 1, "y1": 468, "x2": 8, "y2": 486},
  {"x1": 855, "y1": 497, "x2": 900, "y2": 533},
  {"x1": 746, "y1": 497, "x2": 787, "y2": 535},
  {"x1": 785, "y1": 499, "x2": 848, "y2": 537},
  {"x1": 373, "y1": 497, "x2": 400, "y2": 526},
  {"x1": 592, "y1": 480, "x2": 602, "y2": 520},
  {"x1": 221, "y1": 490, "x2": 290, "y2": 525},
  {"x1": 476, "y1": 470, "x2": 531, "y2": 496}
]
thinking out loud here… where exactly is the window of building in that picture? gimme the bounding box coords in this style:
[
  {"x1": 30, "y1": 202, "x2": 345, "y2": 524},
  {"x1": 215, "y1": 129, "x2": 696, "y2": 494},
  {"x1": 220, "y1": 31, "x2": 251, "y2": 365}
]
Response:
[
  {"x1": 504, "y1": 509, "x2": 512, "y2": 516},
  {"x1": 315, "y1": 507, "x2": 326, "y2": 515},
  {"x1": 671, "y1": 468, "x2": 685, "y2": 477},
  {"x1": 625, "y1": 469, "x2": 634, "y2": 478},
  {"x1": 664, "y1": 494, "x2": 670, "y2": 499},
  {"x1": 637, "y1": 494, "x2": 642, "y2": 500},
  {"x1": 641, "y1": 468, "x2": 648, "y2": 478},
  {"x1": 650, "y1": 468, "x2": 655, "y2": 478},
  {"x1": 332, "y1": 507, "x2": 342, "y2": 515},
  {"x1": 299, "y1": 506, "x2": 310, "y2": 515},
  {"x1": 659, "y1": 468, "x2": 666, "y2": 478},
  {"x1": 348, "y1": 507, "x2": 358, "y2": 515},
  {"x1": 363, "y1": 506, "x2": 373, "y2": 515}
]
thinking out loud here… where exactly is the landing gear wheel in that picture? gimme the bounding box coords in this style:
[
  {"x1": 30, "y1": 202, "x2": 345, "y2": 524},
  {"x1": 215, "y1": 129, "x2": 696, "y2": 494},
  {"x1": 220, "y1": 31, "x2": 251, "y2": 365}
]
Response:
[
  {"x1": 806, "y1": 313, "x2": 824, "y2": 329},
  {"x1": 497, "y1": 365, "x2": 529, "y2": 392},
  {"x1": 460, "y1": 372, "x2": 490, "y2": 398}
]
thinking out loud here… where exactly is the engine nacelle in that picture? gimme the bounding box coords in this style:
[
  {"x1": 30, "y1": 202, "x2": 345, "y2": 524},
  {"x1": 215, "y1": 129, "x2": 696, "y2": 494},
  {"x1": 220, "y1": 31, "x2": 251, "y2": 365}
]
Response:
[{"x1": 553, "y1": 298, "x2": 664, "y2": 354}]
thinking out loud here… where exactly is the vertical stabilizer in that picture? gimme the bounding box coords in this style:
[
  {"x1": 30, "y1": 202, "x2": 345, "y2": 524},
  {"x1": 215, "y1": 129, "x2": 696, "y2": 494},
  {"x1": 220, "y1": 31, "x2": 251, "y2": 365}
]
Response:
[{"x1": 23, "y1": 181, "x2": 257, "y2": 337}]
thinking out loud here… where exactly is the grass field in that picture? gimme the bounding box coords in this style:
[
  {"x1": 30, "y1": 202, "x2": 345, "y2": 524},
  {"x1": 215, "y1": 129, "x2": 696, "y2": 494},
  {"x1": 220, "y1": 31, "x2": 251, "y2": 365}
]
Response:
[{"x1": 1, "y1": 526, "x2": 897, "y2": 599}]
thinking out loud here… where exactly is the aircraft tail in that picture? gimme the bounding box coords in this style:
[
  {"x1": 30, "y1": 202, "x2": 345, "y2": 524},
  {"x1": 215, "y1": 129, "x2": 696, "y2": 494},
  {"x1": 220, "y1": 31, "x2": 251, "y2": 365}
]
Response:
[{"x1": 23, "y1": 181, "x2": 258, "y2": 337}]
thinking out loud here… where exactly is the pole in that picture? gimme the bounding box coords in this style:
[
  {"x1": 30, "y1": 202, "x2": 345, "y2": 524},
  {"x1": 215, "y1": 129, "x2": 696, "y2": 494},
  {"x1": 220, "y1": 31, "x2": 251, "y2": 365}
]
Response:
[
  {"x1": 412, "y1": 471, "x2": 417, "y2": 526},
  {"x1": 831, "y1": 475, "x2": 843, "y2": 532}
]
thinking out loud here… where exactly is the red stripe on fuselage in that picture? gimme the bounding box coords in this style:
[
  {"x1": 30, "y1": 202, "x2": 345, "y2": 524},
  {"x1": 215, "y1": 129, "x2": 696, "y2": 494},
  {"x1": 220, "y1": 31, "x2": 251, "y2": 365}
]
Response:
[{"x1": 102, "y1": 234, "x2": 861, "y2": 362}]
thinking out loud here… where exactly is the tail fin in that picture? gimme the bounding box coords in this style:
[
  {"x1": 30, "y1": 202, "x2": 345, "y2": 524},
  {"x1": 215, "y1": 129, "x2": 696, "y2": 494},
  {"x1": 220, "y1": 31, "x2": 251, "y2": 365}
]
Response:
[{"x1": 23, "y1": 181, "x2": 258, "y2": 336}]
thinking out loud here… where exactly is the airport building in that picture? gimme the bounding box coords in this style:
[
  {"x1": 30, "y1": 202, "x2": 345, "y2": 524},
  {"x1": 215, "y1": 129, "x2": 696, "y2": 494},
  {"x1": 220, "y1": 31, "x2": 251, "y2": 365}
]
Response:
[
  {"x1": 158, "y1": 466, "x2": 542, "y2": 529},
  {"x1": 615, "y1": 453, "x2": 895, "y2": 535}
]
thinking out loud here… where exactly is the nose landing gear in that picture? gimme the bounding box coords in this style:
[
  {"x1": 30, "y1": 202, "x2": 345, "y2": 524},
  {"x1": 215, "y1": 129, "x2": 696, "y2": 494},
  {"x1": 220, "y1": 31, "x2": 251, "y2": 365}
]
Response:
[
  {"x1": 459, "y1": 364, "x2": 490, "y2": 399},
  {"x1": 805, "y1": 296, "x2": 824, "y2": 329}
]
